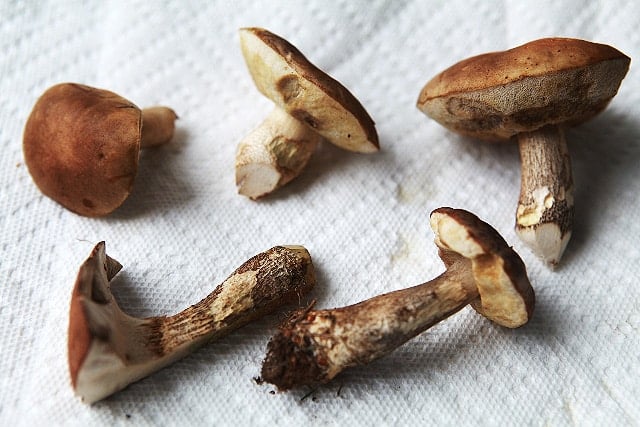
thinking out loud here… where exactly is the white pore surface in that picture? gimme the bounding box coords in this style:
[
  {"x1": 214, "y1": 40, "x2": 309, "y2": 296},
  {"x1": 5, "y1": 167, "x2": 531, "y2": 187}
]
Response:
[{"x1": 1, "y1": 1, "x2": 639, "y2": 425}]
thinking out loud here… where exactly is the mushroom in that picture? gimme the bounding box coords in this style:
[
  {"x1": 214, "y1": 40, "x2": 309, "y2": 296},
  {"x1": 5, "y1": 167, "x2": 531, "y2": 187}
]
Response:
[
  {"x1": 23, "y1": 83, "x2": 178, "y2": 217},
  {"x1": 260, "y1": 207, "x2": 534, "y2": 390},
  {"x1": 236, "y1": 27, "x2": 379, "y2": 199},
  {"x1": 417, "y1": 38, "x2": 630, "y2": 267},
  {"x1": 69, "y1": 242, "x2": 315, "y2": 403}
]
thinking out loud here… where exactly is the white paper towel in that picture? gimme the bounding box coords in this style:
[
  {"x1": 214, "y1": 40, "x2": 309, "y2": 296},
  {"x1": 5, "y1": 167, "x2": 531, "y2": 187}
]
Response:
[{"x1": 1, "y1": 0, "x2": 639, "y2": 425}]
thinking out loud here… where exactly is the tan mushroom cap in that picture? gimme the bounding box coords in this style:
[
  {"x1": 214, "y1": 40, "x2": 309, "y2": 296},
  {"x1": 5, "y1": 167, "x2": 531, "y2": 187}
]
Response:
[
  {"x1": 418, "y1": 38, "x2": 631, "y2": 141},
  {"x1": 430, "y1": 207, "x2": 534, "y2": 328},
  {"x1": 239, "y1": 27, "x2": 379, "y2": 153},
  {"x1": 23, "y1": 83, "x2": 142, "y2": 217}
]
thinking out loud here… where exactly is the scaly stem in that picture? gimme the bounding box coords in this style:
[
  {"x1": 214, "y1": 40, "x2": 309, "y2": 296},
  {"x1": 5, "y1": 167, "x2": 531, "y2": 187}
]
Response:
[
  {"x1": 516, "y1": 125, "x2": 574, "y2": 267},
  {"x1": 155, "y1": 246, "x2": 314, "y2": 352},
  {"x1": 261, "y1": 262, "x2": 478, "y2": 390}
]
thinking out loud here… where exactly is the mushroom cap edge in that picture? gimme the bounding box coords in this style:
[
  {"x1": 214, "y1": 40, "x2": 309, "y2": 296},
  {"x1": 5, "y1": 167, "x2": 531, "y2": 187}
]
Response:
[{"x1": 239, "y1": 27, "x2": 379, "y2": 153}]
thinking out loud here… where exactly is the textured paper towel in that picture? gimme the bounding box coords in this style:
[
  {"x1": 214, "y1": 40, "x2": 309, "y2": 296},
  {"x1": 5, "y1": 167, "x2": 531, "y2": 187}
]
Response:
[{"x1": 1, "y1": 0, "x2": 639, "y2": 425}]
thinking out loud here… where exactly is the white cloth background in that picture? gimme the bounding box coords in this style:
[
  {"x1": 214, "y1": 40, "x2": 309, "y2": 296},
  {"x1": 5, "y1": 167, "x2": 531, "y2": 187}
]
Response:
[{"x1": 1, "y1": 1, "x2": 639, "y2": 425}]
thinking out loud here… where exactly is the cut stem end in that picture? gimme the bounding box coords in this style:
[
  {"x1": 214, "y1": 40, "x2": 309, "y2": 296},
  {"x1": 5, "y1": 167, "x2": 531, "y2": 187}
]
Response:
[
  {"x1": 236, "y1": 108, "x2": 321, "y2": 199},
  {"x1": 140, "y1": 106, "x2": 178, "y2": 148},
  {"x1": 517, "y1": 125, "x2": 574, "y2": 266}
]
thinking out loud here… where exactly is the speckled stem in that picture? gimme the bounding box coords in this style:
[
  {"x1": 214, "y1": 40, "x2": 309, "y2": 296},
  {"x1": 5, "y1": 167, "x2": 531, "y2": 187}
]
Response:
[
  {"x1": 152, "y1": 246, "x2": 315, "y2": 354},
  {"x1": 261, "y1": 263, "x2": 478, "y2": 390},
  {"x1": 516, "y1": 125, "x2": 574, "y2": 267}
]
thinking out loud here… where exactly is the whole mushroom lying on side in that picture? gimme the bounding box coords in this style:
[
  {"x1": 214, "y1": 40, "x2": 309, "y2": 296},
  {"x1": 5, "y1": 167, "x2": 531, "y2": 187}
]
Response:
[
  {"x1": 69, "y1": 242, "x2": 315, "y2": 403},
  {"x1": 260, "y1": 208, "x2": 534, "y2": 390},
  {"x1": 236, "y1": 27, "x2": 379, "y2": 199},
  {"x1": 23, "y1": 83, "x2": 178, "y2": 217},
  {"x1": 417, "y1": 38, "x2": 630, "y2": 267}
]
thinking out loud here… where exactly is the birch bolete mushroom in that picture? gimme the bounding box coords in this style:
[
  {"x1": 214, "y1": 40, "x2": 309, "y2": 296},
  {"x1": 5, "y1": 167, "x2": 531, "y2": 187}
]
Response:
[
  {"x1": 260, "y1": 207, "x2": 534, "y2": 390},
  {"x1": 69, "y1": 242, "x2": 315, "y2": 403},
  {"x1": 23, "y1": 83, "x2": 178, "y2": 217},
  {"x1": 236, "y1": 27, "x2": 379, "y2": 199},
  {"x1": 417, "y1": 38, "x2": 630, "y2": 267}
]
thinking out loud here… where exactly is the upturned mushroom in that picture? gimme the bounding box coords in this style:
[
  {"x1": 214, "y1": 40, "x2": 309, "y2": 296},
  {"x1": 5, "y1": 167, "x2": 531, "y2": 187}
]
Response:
[
  {"x1": 260, "y1": 207, "x2": 534, "y2": 390},
  {"x1": 23, "y1": 83, "x2": 178, "y2": 217},
  {"x1": 69, "y1": 242, "x2": 315, "y2": 403},
  {"x1": 417, "y1": 38, "x2": 630, "y2": 267},
  {"x1": 236, "y1": 27, "x2": 379, "y2": 199}
]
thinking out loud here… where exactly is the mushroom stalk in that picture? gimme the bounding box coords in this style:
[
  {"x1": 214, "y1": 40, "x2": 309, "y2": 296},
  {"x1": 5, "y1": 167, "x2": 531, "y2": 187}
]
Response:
[
  {"x1": 261, "y1": 264, "x2": 478, "y2": 390},
  {"x1": 516, "y1": 125, "x2": 574, "y2": 267},
  {"x1": 140, "y1": 107, "x2": 178, "y2": 148},
  {"x1": 69, "y1": 243, "x2": 315, "y2": 403},
  {"x1": 236, "y1": 108, "x2": 322, "y2": 199},
  {"x1": 260, "y1": 208, "x2": 535, "y2": 391},
  {"x1": 416, "y1": 38, "x2": 630, "y2": 268}
]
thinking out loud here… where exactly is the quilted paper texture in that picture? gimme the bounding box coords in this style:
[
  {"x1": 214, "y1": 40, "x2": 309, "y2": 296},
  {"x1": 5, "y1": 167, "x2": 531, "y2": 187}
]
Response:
[{"x1": 1, "y1": 0, "x2": 639, "y2": 425}]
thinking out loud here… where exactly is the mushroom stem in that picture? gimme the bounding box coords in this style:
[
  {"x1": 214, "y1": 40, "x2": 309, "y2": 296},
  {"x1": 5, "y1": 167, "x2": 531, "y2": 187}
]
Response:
[
  {"x1": 140, "y1": 106, "x2": 178, "y2": 148},
  {"x1": 261, "y1": 264, "x2": 478, "y2": 390},
  {"x1": 261, "y1": 208, "x2": 535, "y2": 391},
  {"x1": 516, "y1": 125, "x2": 574, "y2": 267},
  {"x1": 235, "y1": 108, "x2": 322, "y2": 199},
  {"x1": 69, "y1": 243, "x2": 315, "y2": 403},
  {"x1": 158, "y1": 246, "x2": 313, "y2": 349}
]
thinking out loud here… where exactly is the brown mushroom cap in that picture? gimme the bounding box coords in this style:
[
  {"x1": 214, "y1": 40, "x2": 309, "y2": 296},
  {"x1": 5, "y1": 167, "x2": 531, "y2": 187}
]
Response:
[
  {"x1": 430, "y1": 207, "x2": 534, "y2": 328},
  {"x1": 418, "y1": 38, "x2": 630, "y2": 141},
  {"x1": 239, "y1": 27, "x2": 379, "y2": 153},
  {"x1": 23, "y1": 83, "x2": 142, "y2": 216}
]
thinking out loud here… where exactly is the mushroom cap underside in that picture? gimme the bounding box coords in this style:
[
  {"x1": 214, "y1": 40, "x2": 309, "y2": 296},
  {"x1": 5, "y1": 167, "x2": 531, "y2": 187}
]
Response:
[
  {"x1": 68, "y1": 242, "x2": 123, "y2": 390},
  {"x1": 239, "y1": 27, "x2": 379, "y2": 153},
  {"x1": 430, "y1": 207, "x2": 535, "y2": 328},
  {"x1": 23, "y1": 83, "x2": 142, "y2": 216},
  {"x1": 418, "y1": 38, "x2": 630, "y2": 141}
]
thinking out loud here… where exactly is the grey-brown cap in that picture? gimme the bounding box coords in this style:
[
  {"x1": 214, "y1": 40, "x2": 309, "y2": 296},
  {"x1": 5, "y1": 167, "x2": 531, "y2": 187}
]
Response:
[
  {"x1": 417, "y1": 38, "x2": 630, "y2": 141},
  {"x1": 239, "y1": 27, "x2": 379, "y2": 153},
  {"x1": 430, "y1": 207, "x2": 534, "y2": 328}
]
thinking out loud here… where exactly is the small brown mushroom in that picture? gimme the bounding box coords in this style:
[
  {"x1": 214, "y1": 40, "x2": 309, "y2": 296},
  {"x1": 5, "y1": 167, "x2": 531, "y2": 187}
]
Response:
[
  {"x1": 69, "y1": 242, "x2": 315, "y2": 403},
  {"x1": 23, "y1": 83, "x2": 178, "y2": 217},
  {"x1": 260, "y1": 207, "x2": 534, "y2": 390},
  {"x1": 417, "y1": 38, "x2": 630, "y2": 267},
  {"x1": 236, "y1": 27, "x2": 379, "y2": 199}
]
